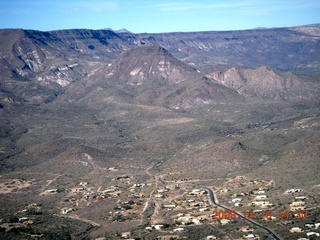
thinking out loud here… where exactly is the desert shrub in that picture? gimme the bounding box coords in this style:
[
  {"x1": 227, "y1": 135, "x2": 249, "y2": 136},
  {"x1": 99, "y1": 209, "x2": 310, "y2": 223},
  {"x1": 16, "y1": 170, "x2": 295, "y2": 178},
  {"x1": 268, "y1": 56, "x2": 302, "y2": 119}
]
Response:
[{"x1": 9, "y1": 216, "x2": 19, "y2": 223}]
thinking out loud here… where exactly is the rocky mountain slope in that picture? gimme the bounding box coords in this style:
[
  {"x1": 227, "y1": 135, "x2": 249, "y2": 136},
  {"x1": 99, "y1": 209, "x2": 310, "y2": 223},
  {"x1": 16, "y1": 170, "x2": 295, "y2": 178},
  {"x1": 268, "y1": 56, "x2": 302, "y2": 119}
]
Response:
[
  {"x1": 1, "y1": 26, "x2": 319, "y2": 105},
  {"x1": 207, "y1": 66, "x2": 320, "y2": 101},
  {"x1": 62, "y1": 45, "x2": 242, "y2": 109}
]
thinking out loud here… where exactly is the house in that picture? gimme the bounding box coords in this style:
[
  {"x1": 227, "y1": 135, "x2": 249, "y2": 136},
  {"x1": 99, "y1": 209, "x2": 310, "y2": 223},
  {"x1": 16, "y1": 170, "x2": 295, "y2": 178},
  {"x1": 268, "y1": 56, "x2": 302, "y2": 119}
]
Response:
[
  {"x1": 153, "y1": 224, "x2": 164, "y2": 230},
  {"x1": 199, "y1": 207, "x2": 210, "y2": 212},
  {"x1": 281, "y1": 220, "x2": 293, "y2": 226},
  {"x1": 220, "y1": 189, "x2": 230, "y2": 193},
  {"x1": 295, "y1": 196, "x2": 307, "y2": 200},
  {"x1": 305, "y1": 224, "x2": 315, "y2": 229},
  {"x1": 178, "y1": 216, "x2": 192, "y2": 225},
  {"x1": 231, "y1": 198, "x2": 242, "y2": 202},
  {"x1": 257, "y1": 190, "x2": 266, "y2": 194},
  {"x1": 255, "y1": 195, "x2": 267, "y2": 200},
  {"x1": 19, "y1": 217, "x2": 29, "y2": 222},
  {"x1": 62, "y1": 208, "x2": 74, "y2": 214},
  {"x1": 260, "y1": 201, "x2": 273, "y2": 208},
  {"x1": 166, "y1": 184, "x2": 179, "y2": 190},
  {"x1": 108, "y1": 167, "x2": 118, "y2": 171},
  {"x1": 206, "y1": 236, "x2": 217, "y2": 239},
  {"x1": 220, "y1": 219, "x2": 230, "y2": 225},
  {"x1": 163, "y1": 204, "x2": 176, "y2": 208},
  {"x1": 290, "y1": 227, "x2": 303, "y2": 233},
  {"x1": 239, "y1": 226, "x2": 254, "y2": 232},
  {"x1": 155, "y1": 194, "x2": 164, "y2": 198},
  {"x1": 192, "y1": 218, "x2": 201, "y2": 225},
  {"x1": 121, "y1": 232, "x2": 131, "y2": 238},
  {"x1": 173, "y1": 227, "x2": 184, "y2": 232},
  {"x1": 290, "y1": 206, "x2": 305, "y2": 211},
  {"x1": 251, "y1": 201, "x2": 263, "y2": 206},
  {"x1": 45, "y1": 189, "x2": 58, "y2": 193},
  {"x1": 243, "y1": 234, "x2": 257, "y2": 239},
  {"x1": 157, "y1": 189, "x2": 168, "y2": 193},
  {"x1": 189, "y1": 189, "x2": 206, "y2": 195},
  {"x1": 235, "y1": 175, "x2": 246, "y2": 179},
  {"x1": 306, "y1": 232, "x2": 320, "y2": 237},
  {"x1": 286, "y1": 188, "x2": 302, "y2": 193},
  {"x1": 315, "y1": 222, "x2": 320, "y2": 229},
  {"x1": 79, "y1": 182, "x2": 88, "y2": 187},
  {"x1": 290, "y1": 201, "x2": 305, "y2": 207}
]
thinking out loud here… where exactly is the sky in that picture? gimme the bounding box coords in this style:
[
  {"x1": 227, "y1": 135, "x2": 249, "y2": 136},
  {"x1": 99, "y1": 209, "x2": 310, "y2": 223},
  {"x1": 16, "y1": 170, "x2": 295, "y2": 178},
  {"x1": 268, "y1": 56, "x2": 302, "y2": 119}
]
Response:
[{"x1": 0, "y1": 0, "x2": 319, "y2": 33}]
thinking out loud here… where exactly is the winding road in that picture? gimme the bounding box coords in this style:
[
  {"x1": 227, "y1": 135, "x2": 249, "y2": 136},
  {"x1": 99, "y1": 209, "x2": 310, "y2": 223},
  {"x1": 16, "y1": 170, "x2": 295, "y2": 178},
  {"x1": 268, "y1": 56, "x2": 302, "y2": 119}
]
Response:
[{"x1": 202, "y1": 187, "x2": 281, "y2": 240}]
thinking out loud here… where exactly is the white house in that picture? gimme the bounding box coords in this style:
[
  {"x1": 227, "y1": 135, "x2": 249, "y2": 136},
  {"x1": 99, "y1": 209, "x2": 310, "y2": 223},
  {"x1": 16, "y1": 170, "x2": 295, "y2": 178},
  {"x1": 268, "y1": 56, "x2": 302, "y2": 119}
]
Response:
[
  {"x1": 305, "y1": 224, "x2": 315, "y2": 229},
  {"x1": 153, "y1": 224, "x2": 164, "y2": 230},
  {"x1": 232, "y1": 198, "x2": 242, "y2": 202},
  {"x1": 157, "y1": 189, "x2": 168, "y2": 193},
  {"x1": 252, "y1": 201, "x2": 263, "y2": 206},
  {"x1": 163, "y1": 204, "x2": 176, "y2": 208},
  {"x1": 192, "y1": 218, "x2": 201, "y2": 225},
  {"x1": 199, "y1": 207, "x2": 210, "y2": 212},
  {"x1": 295, "y1": 196, "x2": 307, "y2": 200},
  {"x1": 62, "y1": 208, "x2": 74, "y2": 214},
  {"x1": 45, "y1": 189, "x2": 58, "y2": 193},
  {"x1": 306, "y1": 232, "x2": 320, "y2": 237},
  {"x1": 290, "y1": 201, "x2": 305, "y2": 207},
  {"x1": 173, "y1": 227, "x2": 184, "y2": 232},
  {"x1": 206, "y1": 236, "x2": 217, "y2": 240},
  {"x1": 220, "y1": 219, "x2": 230, "y2": 225},
  {"x1": 243, "y1": 234, "x2": 257, "y2": 239},
  {"x1": 121, "y1": 232, "x2": 131, "y2": 238},
  {"x1": 286, "y1": 189, "x2": 302, "y2": 193},
  {"x1": 189, "y1": 189, "x2": 206, "y2": 195},
  {"x1": 291, "y1": 206, "x2": 306, "y2": 211},
  {"x1": 255, "y1": 195, "x2": 267, "y2": 200},
  {"x1": 290, "y1": 227, "x2": 303, "y2": 233}
]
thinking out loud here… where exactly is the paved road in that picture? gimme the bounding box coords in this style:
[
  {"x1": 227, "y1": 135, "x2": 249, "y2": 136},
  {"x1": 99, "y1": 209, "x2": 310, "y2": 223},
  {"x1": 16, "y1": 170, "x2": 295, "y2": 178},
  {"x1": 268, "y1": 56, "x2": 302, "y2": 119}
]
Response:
[{"x1": 202, "y1": 187, "x2": 281, "y2": 240}]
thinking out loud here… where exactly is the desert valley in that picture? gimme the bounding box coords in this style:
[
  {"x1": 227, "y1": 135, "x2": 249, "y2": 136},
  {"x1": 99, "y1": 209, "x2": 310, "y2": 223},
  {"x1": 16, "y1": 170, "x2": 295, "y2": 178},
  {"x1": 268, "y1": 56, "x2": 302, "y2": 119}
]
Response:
[{"x1": 0, "y1": 25, "x2": 319, "y2": 239}]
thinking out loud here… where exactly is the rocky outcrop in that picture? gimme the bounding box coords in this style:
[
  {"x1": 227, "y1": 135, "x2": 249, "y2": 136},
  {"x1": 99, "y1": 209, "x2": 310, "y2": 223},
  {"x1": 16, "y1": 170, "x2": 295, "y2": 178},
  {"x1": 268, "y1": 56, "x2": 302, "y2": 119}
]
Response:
[{"x1": 208, "y1": 66, "x2": 320, "y2": 101}]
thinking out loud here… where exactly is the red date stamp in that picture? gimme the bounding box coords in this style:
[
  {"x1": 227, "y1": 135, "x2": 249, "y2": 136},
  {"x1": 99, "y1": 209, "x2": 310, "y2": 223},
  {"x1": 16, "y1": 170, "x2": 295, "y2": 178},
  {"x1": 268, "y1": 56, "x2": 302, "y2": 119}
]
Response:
[{"x1": 212, "y1": 209, "x2": 308, "y2": 220}]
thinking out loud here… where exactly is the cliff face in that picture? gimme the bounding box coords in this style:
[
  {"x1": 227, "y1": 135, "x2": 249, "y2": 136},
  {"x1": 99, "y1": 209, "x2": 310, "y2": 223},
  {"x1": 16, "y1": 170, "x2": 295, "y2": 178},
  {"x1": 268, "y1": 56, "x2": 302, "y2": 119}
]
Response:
[
  {"x1": 2, "y1": 26, "x2": 320, "y2": 80},
  {"x1": 0, "y1": 26, "x2": 319, "y2": 105}
]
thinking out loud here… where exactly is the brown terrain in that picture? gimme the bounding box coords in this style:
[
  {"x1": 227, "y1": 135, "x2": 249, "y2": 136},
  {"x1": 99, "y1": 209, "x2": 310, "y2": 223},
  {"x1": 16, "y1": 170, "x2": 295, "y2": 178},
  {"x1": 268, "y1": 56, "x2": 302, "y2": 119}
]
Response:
[{"x1": 0, "y1": 25, "x2": 319, "y2": 239}]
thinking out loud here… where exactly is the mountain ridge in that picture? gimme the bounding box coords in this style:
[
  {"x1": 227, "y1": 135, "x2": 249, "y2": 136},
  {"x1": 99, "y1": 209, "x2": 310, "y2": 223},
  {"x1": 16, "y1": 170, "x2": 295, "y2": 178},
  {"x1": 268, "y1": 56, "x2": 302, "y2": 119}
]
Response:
[
  {"x1": 207, "y1": 66, "x2": 320, "y2": 101},
  {"x1": 1, "y1": 26, "x2": 319, "y2": 106},
  {"x1": 58, "y1": 45, "x2": 243, "y2": 109}
]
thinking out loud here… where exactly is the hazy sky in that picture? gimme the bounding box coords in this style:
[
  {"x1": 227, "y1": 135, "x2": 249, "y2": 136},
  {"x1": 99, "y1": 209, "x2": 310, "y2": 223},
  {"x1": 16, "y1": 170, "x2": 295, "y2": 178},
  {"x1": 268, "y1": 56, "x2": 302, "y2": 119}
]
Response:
[{"x1": 0, "y1": 0, "x2": 319, "y2": 33}]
